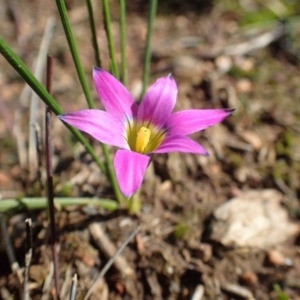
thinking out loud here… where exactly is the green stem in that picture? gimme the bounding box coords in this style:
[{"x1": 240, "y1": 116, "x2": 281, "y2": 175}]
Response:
[
  {"x1": 85, "y1": 1, "x2": 124, "y2": 204},
  {"x1": 0, "y1": 37, "x2": 106, "y2": 174},
  {"x1": 55, "y1": 0, "x2": 94, "y2": 109},
  {"x1": 102, "y1": 147, "x2": 125, "y2": 204},
  {"x1": 0, "y1": 197, "x2": 118, "y2": 212},
  {"x1": 86, "y1": 0, "x2": 101, "y2": 68},
  {"x1": 102, "y1": 0, "x2": 119, "y2": 78},
  {"x1": 119, "y1": 0, "x2": 127, "y2": 85},
  {"x1": 141, "y1": 0, "x2": 158, "y2": 98},
  {"x1": 128, "y1": 189, "x2": 141, "y2": 214}
]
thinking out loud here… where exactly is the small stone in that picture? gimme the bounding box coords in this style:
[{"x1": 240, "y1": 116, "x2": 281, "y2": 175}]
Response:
[
  {"x1": 221, "y1": 283, "x2": 255, "y2": 300},
  {"x1": 240, "y1": 271, "x2": 258, "y2": 286},
  {"x1": 167, "y1": 153, "x2": 187, "y2": 183},
  {"x1": 236, "y1": 78, "x2": 253, "y2": 93},
  {"x1": 210, "y1": 189, "x2": 300, "y2": 248},
  {"x1": 267, "y1": 249, "x2": 284, "y2": 265},
  {"x1": 238, "y1": 130, "x2": 262, "y2": 150},
  {"x1": 192, "y1": 243, "x2": 212, "y2": 262},
  {"x1": 130, "y1": 79, "x2": 142, "y2": 99},
  {"x1": 158, "y1": 180, "x2": 172, "y2": 194},
  {"x1": 236, "y1": 57, "x2": 255, "y2": 72},
  {"x1": 266, "y1": 249, "x2": 293, "y2": 266},
  {"x1": 215, "y1": 55, "x2": 232, "y2": 74}
]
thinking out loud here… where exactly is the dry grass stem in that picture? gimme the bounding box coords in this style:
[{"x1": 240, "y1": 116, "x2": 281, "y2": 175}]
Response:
[
  {"x1": 223, "y1": 24, "x2": 284, "y2": 56},
  {"x1": 60, "y1": 264, "x2": 72, "y2": 299},
  {"x1": 41, "y1": 263, "x2": 54, "y2": 300},
  {"x1": 13, "y1": 84, "x2": 32, "y2": 168},
  {"x1": 0, "y1": 286, "x2": 14, "y2": 300},
  {"x1": 23, "y1": 218, "x2": 33, "y2": 300},
  {"x1": 28, "y1": 17, "x2": 56, "y2": 178},
  {"x1": 68, "y1": 274, "x2": 78, "y2": 300},
  {"x1": 84, "y1": 224, "x2": 140, "y2": 300},
  {"x1": 191, "y1": 284, "x2": 204, "y2": 300}
]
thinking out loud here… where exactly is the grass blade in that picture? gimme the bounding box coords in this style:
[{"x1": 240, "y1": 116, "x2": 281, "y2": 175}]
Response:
[
  {"x1": 119, "y1": 0, "x2": 127, "y2": 85},
  {"x1": 0, "y1": 197, "x2": 118, "y2": 212},
  {"x1": 86, "y1": 0, "x2": 101, "y2": 68},
  {"x1": 55, "y1": 0, "x2": 94, "y2": 109},
  {"x1": 141, "y1": 0, "x2": 158, "y2": 98},
  {"x1": 85, "y1": 0, "x2": 124, "y2": 204},
  {"x1": 102, "y1": 0, "x2": 119, "y2": 78}
]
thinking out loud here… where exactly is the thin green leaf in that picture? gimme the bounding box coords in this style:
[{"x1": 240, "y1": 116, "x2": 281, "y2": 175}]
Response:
[
  {"x1": 141, "y1": 0, "x2": 158, "y2": 98},
  {"x1": 102, "y1": 0, "x2": 119, "y2": 78},
  {"x1": 86, "y1": 0, "x2": 101, "y2": 68},
  {"x1": 0, "y1": 197, "x2": 118, "y2": 212},
  {"x1": 85, "y1": 1, "x2": 125, "y2": 204},
  {"x1": 55, "y1": 0, "x2": 95, "y2": 109},
  {"x1": 119, "y1": 0, "x2": 127, "y2": 85}
]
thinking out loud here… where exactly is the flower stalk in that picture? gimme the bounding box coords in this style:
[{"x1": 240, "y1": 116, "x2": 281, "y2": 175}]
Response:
[{"x1": 128, "y1": 189, "x2": 142, "y2": 214}]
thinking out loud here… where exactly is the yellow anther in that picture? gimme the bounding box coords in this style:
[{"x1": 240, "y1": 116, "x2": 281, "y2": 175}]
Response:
[{"x1": 135, "y1": 127, "x2": 151, "y2": 153}]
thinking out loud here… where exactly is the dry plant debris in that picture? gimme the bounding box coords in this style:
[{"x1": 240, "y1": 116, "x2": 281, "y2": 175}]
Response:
[{"x1": 1, "y1": 0, "x2": 300, "y2": 299}]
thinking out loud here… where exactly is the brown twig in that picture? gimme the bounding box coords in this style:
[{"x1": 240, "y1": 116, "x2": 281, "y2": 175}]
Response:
[
  {"x1": 33, "y1": 122, "x2": 44, "y2": 191},
  {"x1": 23, "y1": 219, "x2": 33, "y2": 300},
  {"x1": 45, "y1": 55, "x2": 60, "y2": 299},
  {"x1": 28, "y1": 16, "x2": 56, "y2": 179}
]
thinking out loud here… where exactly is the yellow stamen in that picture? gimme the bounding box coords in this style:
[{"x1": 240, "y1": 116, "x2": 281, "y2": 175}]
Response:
[{"x1": 136, "y1": 127, "x2": 151, "y2": 153}]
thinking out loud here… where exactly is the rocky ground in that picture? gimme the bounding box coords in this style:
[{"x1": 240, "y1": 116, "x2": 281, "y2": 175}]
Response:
[{"x1": 0, "y1": 0, "x2": 300, "y2": 299}]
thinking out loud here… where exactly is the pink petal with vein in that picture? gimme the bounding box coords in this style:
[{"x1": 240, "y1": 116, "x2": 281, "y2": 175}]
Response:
[
  {"x1": 114, "y1": 150, "x2": 150, "y2": 197},
  {"x1": 166, "y1": 108, "x2": 234, "y2": 136},
  {"x1": 93, "y1": 68, "x2": 138, "y2": 120},
  {"x1": 58, "y1": 110, "x2": 128, "y2": 149},
  {"x1": 137, "y1": 75, "x2": 178, "y2": 129},
  {"x1": 154, "y1": 135, "x2": 208, "y2": 155}
]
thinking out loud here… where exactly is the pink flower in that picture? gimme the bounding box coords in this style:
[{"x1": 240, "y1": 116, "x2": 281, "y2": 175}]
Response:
[{"x1": 58, "y1": 68, "x2": 233, "y2": 197}]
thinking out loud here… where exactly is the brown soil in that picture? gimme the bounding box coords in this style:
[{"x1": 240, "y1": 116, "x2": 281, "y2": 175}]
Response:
[{"x1": 0, "y1": 0, "x2": 300, "y2": 299}]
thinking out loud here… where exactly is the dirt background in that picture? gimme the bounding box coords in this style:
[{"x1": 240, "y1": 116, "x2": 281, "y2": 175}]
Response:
[{"x1": 0, "y1": 0, "x2": 300, "y2": 299}]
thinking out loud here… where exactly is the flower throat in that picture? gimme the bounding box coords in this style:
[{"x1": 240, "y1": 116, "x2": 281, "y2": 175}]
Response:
[
  {"x1": 126, "y1": 122, "x2": 166, "y2": 154},
  {"x1": 136, "y1": 127, "x2": 151, "y2": 153}
]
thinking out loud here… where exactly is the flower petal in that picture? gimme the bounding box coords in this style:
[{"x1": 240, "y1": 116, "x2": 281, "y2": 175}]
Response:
[
  {"x1": 114, "y1": 150, "x2": 150, "y2": 197},
  {"x1": 153, "y1": 135, "x2": 208, "y2": 155},
  {"x1": 58, "y1": 109, "x2": 128, "y2": 149},
  {"x1": 166, "y1": 108, "x2": 234, "y2": 136},
  {"x1": 93, "y1": 68, "x2": 138, "y2": 120},
  {"x1": 137, "y1": 75, "x2": 178, "y2": 129}
]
